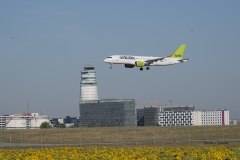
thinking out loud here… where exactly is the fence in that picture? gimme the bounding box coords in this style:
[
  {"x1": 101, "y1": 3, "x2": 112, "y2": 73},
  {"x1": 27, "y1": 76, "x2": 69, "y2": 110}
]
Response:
[{"x1": 1, "y1": 125, "x2": 240, "y2": 148}]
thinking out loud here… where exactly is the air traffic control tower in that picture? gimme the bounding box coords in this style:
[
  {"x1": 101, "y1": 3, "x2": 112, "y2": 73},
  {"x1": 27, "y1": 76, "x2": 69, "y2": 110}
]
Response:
[
  {"x1": 79, "y1": 62, "x2": 136, "y2": 127},
  {"x1": 80, "y1": 62, "x2": 99, "y2": 101}
]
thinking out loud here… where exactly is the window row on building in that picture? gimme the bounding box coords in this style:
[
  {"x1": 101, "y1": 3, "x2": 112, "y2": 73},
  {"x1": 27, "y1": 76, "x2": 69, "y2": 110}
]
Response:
[{"x1": 137, "y1": 106, "x2": 229, "y2": 126}]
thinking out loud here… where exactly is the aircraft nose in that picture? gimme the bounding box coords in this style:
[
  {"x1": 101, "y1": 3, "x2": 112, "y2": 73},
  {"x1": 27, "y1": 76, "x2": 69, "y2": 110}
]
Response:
[{"x1": 104, "y1": 58, "x2": 108, "y2": 63}]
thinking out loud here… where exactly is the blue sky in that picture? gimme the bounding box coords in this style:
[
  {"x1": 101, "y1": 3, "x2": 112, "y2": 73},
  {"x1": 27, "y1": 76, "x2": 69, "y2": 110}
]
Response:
[{"x1": 0, "y1": 1, "x2": 240, "y2": 118}]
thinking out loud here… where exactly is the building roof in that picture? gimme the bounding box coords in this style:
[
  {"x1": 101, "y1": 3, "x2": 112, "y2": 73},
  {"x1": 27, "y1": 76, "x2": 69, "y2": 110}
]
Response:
[{"x1": 80, "y1": 99, "x2": 135, "y2": 104}]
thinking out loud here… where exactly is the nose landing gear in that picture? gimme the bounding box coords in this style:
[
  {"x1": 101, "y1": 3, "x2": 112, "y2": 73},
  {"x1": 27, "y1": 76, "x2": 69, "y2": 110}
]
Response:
[{"x1": 140, "y1": 67, "x2": 143, "y2": 71}]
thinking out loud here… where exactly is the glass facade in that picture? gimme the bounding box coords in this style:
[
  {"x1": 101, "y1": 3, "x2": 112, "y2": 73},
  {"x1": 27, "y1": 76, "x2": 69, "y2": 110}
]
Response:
[
  {"x1": 64, "y1": 116, "x2": 79, "y2": 125},
  {"x1": 136, "y1": 109, "x2": 144, "y2": 126},
  {"x1": 79, "y1": 99, "x2": 136, "y2": 127},
  {"x1": 144, "y1": 107, "x2": 160, "y2": 126},
  {"x1": 81, "y1": 66, "x2": 97, "y2": 86}
]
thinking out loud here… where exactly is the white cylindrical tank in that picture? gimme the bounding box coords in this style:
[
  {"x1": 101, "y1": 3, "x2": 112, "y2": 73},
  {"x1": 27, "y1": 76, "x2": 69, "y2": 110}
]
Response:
[
  {"x1": 7, "y1": 119, "x2": 26, "y2": 128},
  {"x1": 1, "y1": 113, "x2": 50, "y2": 129},
  {"x1": 29, "y1": 118, "x2": 50, "y2": 128},
  {"x1": 37, "y1": 118, "x2": 50, "y2": 127}
]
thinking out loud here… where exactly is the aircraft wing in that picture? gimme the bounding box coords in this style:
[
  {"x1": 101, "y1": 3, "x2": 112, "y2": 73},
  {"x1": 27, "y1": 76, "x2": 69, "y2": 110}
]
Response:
[{"x1": 145, "y1": 57, "x2": 166, "y2": 65}]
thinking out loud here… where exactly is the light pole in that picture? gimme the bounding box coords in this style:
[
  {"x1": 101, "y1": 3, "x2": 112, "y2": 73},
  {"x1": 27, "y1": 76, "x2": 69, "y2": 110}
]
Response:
[
  {"x1": 97, "y1": 122, "x2": 100, "y2": 146},
  {"x1": 169, "y1": 100, "x2": 173, "y2": 144},
  {"x1": 152, "y1": 121, "x2": 155, "y2": 145},
  {"x1": 79, "y1": 122, "x2": 82, "y2": 146},
  {"x1": 222, "y1": 124, "x2": 225, "y2": 142},
  {"x1": 0, "y1": 125, "x2": 2, "y2": 145},
  {"x1": 169, "y1": 100, "x2": 172, "y2": 108},
  {"x1": 116, "y1": 123, "x2": 119, "y2": 146}
]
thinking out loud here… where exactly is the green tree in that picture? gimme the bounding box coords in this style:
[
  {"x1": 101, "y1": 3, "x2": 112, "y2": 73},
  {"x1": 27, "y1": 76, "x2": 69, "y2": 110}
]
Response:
[
  {"x1": 40, "y1": 122, "x2": 52, "y2": 128},
  {"x1": 54, "y1": 121, "x2": 66, "y2": 128}
]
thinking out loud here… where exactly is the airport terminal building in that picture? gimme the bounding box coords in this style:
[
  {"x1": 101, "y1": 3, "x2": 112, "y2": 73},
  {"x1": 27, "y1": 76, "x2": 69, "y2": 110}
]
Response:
[
  {"x1": 137, "y1": 106, "x2": 230, "y2": 126},
  {"x1": 137, "y1": 105, "x2": 195, "y2": 126},
  {"x1": 79, "y1": 99, "x2": 136, "y2": 127}
]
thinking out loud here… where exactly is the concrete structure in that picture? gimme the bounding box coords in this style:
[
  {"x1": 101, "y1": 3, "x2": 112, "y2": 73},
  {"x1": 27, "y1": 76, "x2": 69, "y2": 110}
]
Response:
[
  {"x1": 200, "y1": 109, "x2": 229, "y2": 125},
  {"x1": 192, "y1": 111, "x2": 202, "y2": 125},
  {"x1": 79, "y1": 99, "x2": 136, "y2": 127},
  {"x1": 159, "y1": 111, "x2": 193, "y2": 126},
  {"x1": 80, "y1": 62, "x2": 99, "y2": 101},
  {"x1": 0, "y1": 113, "x2": 50, "y2": 129},
  {"x1": 64, "y1": 116, "x2": 79, "y2": 125},
  {"x1": 50, "y1": 118, "x2": 64, "y2": 125},
  {"x1": 137, "y1": 105, "x2": 195, "y2": 126},
  {"x1": 137, "y1": 106, "x2": 229, "y2": 126},
  {"x1": 230, "y1": 120, "x2": 240, "y2": 125}
]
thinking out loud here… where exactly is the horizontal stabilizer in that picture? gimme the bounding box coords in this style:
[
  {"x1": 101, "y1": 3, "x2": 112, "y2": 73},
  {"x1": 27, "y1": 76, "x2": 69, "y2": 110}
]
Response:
[{"x1": 178, "y1": 58, "x2": 189, "y2": 63}]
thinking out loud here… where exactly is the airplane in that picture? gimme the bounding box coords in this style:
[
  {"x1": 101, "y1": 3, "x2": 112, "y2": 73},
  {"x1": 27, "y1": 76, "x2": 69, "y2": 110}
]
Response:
[{"x1": 104, "y1": 44, "x2": 189, "y2": 71}]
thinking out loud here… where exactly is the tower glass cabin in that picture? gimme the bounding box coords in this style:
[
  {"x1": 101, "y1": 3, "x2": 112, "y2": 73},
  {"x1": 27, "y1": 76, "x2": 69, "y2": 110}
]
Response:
[{"x1": 80, "y1": 62, "x2": 99, "y2": 101}]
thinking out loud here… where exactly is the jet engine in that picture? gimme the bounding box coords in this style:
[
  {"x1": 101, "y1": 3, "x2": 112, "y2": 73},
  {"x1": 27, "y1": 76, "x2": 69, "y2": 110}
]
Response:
[
  {"x1": 125, "y1": 64, "x2": 135, "y2": 68},
  {"x1": 135, "y1": 61, "x2": 145, "y2": 67}
]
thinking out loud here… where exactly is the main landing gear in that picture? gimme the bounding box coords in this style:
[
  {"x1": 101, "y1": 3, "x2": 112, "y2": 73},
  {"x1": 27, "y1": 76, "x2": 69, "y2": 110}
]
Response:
[{"x1": 140, "y1": 67, "x2": 150, "y2": 71}]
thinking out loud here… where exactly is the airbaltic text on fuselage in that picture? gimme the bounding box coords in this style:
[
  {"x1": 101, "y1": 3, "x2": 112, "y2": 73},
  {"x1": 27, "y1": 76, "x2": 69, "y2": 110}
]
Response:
[{"x1": 119, "y1": 56, "x2": 135, "y2": 60}]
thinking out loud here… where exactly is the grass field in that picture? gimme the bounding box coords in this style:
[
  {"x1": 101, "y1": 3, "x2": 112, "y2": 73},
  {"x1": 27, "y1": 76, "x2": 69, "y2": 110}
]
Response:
[{"x1": 1, "y1": 125, "x2": 240, "y2": 147}]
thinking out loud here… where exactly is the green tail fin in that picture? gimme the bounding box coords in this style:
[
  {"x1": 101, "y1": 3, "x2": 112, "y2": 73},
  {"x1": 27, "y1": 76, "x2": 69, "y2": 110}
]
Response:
[{"x1": 169, "y1": 44, "x2": 186, "y2": 58}]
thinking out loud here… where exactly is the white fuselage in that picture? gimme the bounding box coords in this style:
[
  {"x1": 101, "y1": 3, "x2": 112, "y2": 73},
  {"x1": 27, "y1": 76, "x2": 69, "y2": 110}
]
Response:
[{"x1": 104, "y1": 55, "x2": 183, "y2": 66}]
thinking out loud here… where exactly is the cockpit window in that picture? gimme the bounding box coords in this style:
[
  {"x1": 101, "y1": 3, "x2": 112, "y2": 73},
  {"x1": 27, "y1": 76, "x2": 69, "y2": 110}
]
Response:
[{"x1": 107, "y1": 57, "x2": 112, "y2": 58}]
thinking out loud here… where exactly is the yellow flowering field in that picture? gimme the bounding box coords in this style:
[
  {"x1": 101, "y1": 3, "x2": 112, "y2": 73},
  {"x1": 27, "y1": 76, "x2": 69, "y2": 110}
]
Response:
[{"x1": 0, "y1": 146, "x2": 240, "y2": 160}]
